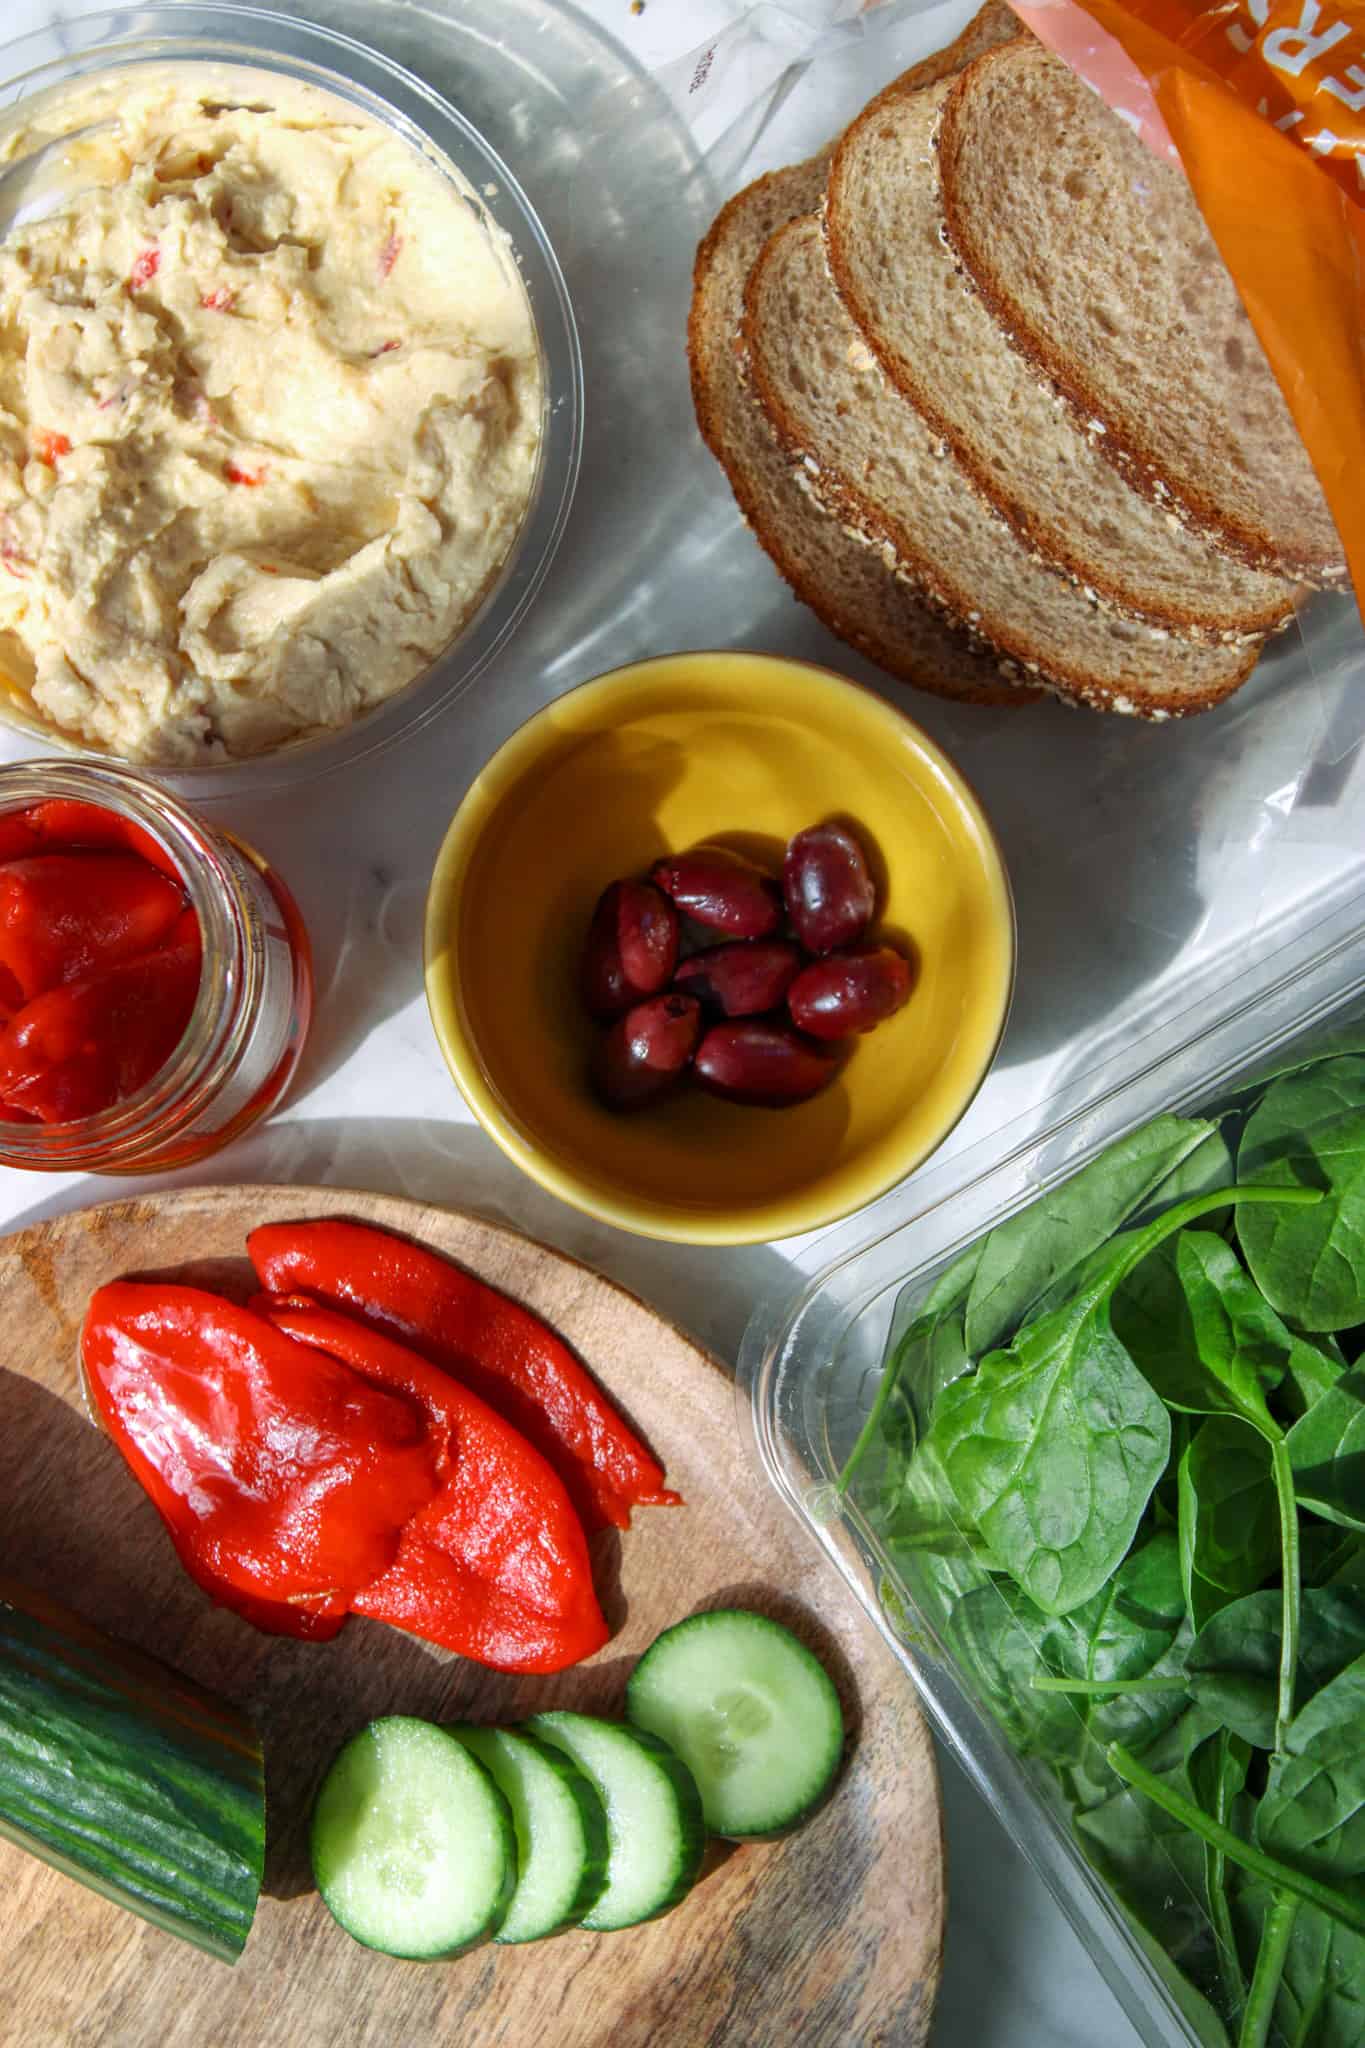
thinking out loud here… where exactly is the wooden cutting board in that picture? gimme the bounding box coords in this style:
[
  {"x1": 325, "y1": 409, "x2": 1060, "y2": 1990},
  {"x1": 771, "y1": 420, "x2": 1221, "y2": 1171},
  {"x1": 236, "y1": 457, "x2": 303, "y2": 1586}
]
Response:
[{"x1": 0, "y1": 1186, "x2": 943, "y2": 2048}]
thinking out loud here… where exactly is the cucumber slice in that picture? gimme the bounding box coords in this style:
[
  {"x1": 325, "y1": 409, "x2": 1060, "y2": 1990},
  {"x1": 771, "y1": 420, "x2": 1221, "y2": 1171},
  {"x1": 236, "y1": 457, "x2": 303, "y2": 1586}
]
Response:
[
  {"x1": 626, "y1": 1609, "x2": 843, "y2": 1838},
  {"x1": 310, "y1": 1716, "x2": 514, "y2": 1958},
  {"x1": 525, "y1": 1710, "x2": 704, "y2": 1931},
  {"x1": 450, "y1": 1724, "x2": 608, "y2": 1943}
]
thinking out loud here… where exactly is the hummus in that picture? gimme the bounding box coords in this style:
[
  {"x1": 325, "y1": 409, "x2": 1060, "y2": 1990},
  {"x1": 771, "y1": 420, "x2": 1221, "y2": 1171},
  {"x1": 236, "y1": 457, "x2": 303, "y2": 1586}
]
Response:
[{"x1": 0, "y1": 68, "x2": 543, "y2": 763}]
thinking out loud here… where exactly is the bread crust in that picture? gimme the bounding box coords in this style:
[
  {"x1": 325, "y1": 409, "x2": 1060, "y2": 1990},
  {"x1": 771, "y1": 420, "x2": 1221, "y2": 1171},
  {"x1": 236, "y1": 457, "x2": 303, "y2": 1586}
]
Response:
[
  {"x1": 741, "y1": 215, "x2": 1261, "y2": 720},
  {"x1": 934, "y1": 41, "x2": 1346, "y2": 589},
  {"x1": 822, "y1": 65, "x2": 1297, "y2": 642}
]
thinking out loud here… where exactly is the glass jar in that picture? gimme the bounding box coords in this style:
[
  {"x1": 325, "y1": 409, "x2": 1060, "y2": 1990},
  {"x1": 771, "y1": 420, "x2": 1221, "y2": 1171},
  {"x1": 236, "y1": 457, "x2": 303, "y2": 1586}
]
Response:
[{"x1": 0, "y1": 763, "x2": 312, "y2": 1172}]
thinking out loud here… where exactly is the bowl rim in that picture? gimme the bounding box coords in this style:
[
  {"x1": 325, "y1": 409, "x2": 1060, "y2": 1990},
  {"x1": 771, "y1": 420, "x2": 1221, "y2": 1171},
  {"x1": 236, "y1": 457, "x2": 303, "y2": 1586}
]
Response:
[
  {"x1": 424, "y1": 649, "x2": 1018, "y2": 1246},
  {"x1": 0, "y1": 2, "x2": 584, "y2": 793}
]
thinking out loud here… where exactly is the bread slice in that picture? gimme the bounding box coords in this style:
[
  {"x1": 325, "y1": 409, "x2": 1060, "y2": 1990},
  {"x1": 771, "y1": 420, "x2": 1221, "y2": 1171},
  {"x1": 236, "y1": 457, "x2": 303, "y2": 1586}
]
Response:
[
  {"x1": 742, "y1": 214, "x2": 1263, "y2": 717},
  {"x1": 687, "y1": 110, "x2": 1031, "y2": 699},
  {"x1": 936, "y1": 40, "x2": 1344, "y2": 587},
  {"x1": 824, "y1": 72, "x2": 1296, "y2": 643},
  {"x1": 689, "y1": 165, "x2": 1029, "y2": 706}
]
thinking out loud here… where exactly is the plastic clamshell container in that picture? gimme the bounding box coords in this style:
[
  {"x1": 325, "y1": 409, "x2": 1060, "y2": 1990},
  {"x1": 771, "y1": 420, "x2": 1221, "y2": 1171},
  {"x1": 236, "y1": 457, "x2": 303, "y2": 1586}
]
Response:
[
  {"x1": 740, "y1": 899, "x2": 1365, "y2": 2048},
  {"x1": 0, "y1": 4, "x2": 583, "y2": 793}
]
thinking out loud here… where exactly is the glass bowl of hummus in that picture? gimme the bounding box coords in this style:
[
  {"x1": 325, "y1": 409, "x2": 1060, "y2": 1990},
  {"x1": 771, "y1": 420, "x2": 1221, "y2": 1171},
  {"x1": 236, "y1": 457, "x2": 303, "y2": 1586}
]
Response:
[{"x1": 0, "y1": 6, "x2": 582, "y2": 784}]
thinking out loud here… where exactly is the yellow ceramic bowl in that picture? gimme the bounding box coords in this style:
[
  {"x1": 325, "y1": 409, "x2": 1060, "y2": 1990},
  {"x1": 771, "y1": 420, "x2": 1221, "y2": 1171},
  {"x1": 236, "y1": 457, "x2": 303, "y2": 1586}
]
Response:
[{"x1": 425, "y1": 652, "x2": 1014, "y2": 1244}]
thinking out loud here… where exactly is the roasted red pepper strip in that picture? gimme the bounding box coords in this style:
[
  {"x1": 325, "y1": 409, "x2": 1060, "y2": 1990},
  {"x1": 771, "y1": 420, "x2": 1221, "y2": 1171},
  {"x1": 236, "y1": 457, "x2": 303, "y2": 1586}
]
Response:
[
  {"x1": 0, "y1": 853, "x2": 186, "y2": 1002},
  {"x1": 247, "y1": 1220, "x2": 681, "y2": 1533},
  {"x1": 0, "y1": 927, "x2": 202, "y2": 1123},
  {"x1": 255, "y1": 1295, "x2": 609, "y2": 1674},
  {"x1": 80, "y1": 1283, "x2": 440, "y2": 1632},
  {"x1": 15, "y1": 798, "x2": 181, "y2": 880},
  {"x1": 0, "y1": 813, "x2": 42, "y2": 864}
]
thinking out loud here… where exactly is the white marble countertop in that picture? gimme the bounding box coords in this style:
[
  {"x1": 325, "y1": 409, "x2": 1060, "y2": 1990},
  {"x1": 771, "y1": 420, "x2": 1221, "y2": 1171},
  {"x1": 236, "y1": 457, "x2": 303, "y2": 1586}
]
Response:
[{"x1": 3, "y1": 1, "x2": 1362, "y2": 2042}]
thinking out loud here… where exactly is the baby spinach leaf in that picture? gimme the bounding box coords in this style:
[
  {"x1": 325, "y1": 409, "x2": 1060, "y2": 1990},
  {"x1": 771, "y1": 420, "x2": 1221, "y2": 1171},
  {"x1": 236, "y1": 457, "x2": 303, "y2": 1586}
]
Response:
[
  {"x1": 881, "y1": 1436, "x2": 991, "y2": 1563},
  {"x1": 1111, "y1": 1522, "x2": 1188, "y2": 1628},
  {"x1": 1178, "y1": 1425, "x2": 1285, "y2": 1662},
  {"x1": 889, "y1": 1542, "x2": 986, "y2": 1645},
  {"x1": 929, "y1": 1301, "x2": 1170, "y2": 1615},
  {"x1": 946, "y1": 1580, "x2": 1092, "y2": 1768},
  {"x1": 921, "y1": 1242, "x2": 982, "y2": 1317},
  {"x1": 1256, "y1": 1653, "x2": 1365, "y2": 1889},
  {"x1": 1187, "y1": 1588, "x2": 1365, "y2": 1751},
  {"x1": 1179, "y1": 1418, "x2": 1279, "y2": 1600},
  {"x1": 1152, "y1": 1409, "x2": 1191, "y2": 1528},
  {"x1": 1051, "y1": 1525, "x2": 1186, "y2": 1674},
  {"x1": 1239, "y1": 1056, "x2": 1365, "y2": 1333},
  {"x1": 839, "y1": 1251, "x2": 980, "y2": 1499},
  {"x1": 1172, "y1": 1232, "x2": 1293, "y2": 1427},
  {"x1": 1155, "y1": 1236, "x2": 1307, "y2": 1749},
  {"x1": 1039, "y1": 1131, "x2": 1238, "y2": 1344},
  {"x1": 962, "y1": 1113, "x2": 1217, "y2": 1355},
  {"x1": 1323, "y1": 1537, "x2": 1365, "y2": 1590},
  {"x1": 1111, "y1": 1238, "x2": 1193, "y2": 1400},
  {"x1": 1122, "y1": 1919, "x2": 1235, "y2": 2048},
  {"x1": 1222, "y1": 1026, "x2": 1365, "y2": 1111},
  {"x1": 1278, "y1": 1333, "x2": 1347, "y2": 1421},
  {"x1": 929, "y1": 1188, "x2": 1316, "y2": 1616},
  {"x1": 1027, "y1": 1530, "x2": 1193, "y2": 1756},
  {"x1": 1136, "y1": 1127, "x2": 1238, "y2": 1228},
  {"x1": 906, "y1": 1308, "x2": 974, "y2": 1436},
  {"x1": 1301, "y1": 1525, "x2": 1365, "y2": 1589},
  {"x1": 1287, "y1": 1368, "x2": 1365, "y2": 1534}
]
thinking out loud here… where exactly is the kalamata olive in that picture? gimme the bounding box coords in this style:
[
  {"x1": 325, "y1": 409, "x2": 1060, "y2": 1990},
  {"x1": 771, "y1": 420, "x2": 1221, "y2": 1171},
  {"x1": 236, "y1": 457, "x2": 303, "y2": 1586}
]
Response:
[
  {"x1": 580, "y1": 880, "x2": 679, "y2": 1021},
  {"x1": 787, "y1": 945, "x2": 912, "y2": 1039},
  {"x1": 649, "y1": 850, "x2": 783, "y2": 938},
  {"x1": 673, "y1": 939, "x2": 802, "y2": 1018},
  {"x1": 693, "y1": 1019, "x2": 839, "y2": 1108},
  {"x1": 592, "y1": 992, "x2": 701, "y2": 1111},
  {"x1": 783, "y1": 823, "x2": 876, "y2": 954}
]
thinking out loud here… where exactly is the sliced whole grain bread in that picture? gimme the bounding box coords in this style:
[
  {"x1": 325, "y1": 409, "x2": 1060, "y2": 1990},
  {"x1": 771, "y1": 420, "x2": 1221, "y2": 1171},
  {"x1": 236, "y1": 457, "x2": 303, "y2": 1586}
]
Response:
[
  {"x1": 936, "y1": 39, "x2": 1344, "y2": 587},
  {"x1": 824, "y1": 71, "x2": 1296, "y2": 643},
  {"x1": 686, "y1": 13, "x2": 1033, "y2": 706},
  {"x1": 742, "y1": 214, "x2": 1263, "y2": 717}
]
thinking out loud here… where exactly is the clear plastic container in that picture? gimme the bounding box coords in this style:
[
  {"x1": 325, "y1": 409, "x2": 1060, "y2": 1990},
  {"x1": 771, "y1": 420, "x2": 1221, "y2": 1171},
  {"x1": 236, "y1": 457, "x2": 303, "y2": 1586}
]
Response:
[
  {"x1": 740, "y1": 902, "x2": 1365, "y2": 2048},
  {"x1": 0, "y1": 4, "x2": 582, "y2": 793}
]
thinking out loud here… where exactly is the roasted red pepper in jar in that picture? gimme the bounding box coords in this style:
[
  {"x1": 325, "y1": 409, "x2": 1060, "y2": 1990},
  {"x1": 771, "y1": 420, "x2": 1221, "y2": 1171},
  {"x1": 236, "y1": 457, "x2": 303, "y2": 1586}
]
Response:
[
  {"x1": 247, "y1": 1218, "x2": 682, "y2": 1533},
  {"x1": 81, "y1": 1283, "x2": 441, "y2": 1640},
  {"x1": 0, "y1": 803, "x2": 202, "y2": 1124},
  {"x1": 256, "y1": 1297, "x2": 608, "y2": 1673}
]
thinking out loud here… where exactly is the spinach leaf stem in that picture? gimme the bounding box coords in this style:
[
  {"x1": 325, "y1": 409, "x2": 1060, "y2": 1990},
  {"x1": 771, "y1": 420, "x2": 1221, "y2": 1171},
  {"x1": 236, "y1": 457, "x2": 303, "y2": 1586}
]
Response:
[
  {"x1": 1107, "y1": 1743, "x2": 1365, "y2": 1937},
  {"x1": 1269, "y1": 1438, "x2": 1300, "y2": 1753},
  {"x1": 1237, "y1": 1892, "x2": 1297, "y2": 2048}
]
